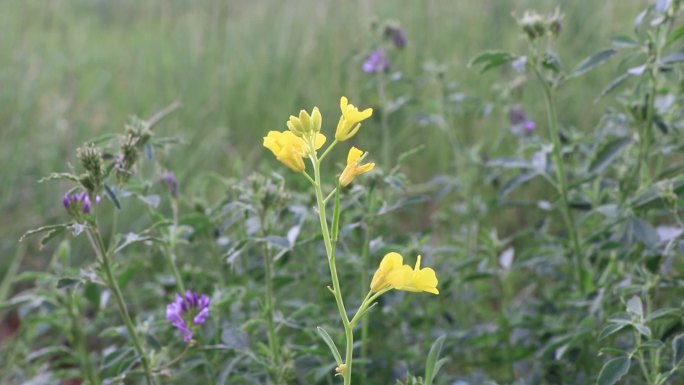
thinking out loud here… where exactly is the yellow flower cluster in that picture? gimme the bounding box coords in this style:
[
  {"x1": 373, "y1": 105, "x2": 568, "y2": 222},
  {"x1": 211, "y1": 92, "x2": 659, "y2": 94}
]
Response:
[
  {"x1": 370, "y1": 252, "x2": 439, "y2": 294},
  {"x1": 262, "y1": 96, "x2": 374, "y2": 187}
]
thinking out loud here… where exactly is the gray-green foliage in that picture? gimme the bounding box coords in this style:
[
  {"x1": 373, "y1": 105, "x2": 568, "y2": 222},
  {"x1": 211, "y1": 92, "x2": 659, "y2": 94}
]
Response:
[{"x1": 3, "y1": 1, "x2": 684, "y2": 385}]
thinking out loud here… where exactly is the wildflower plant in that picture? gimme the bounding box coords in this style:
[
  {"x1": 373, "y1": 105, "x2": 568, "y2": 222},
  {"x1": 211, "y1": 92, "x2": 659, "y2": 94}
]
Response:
[
  {"x1": 263, "y1": 96, "x2": 439, "y2": 384},
  {"x1": 17, "y1": 102, "x2": 212, "y2": 385}
]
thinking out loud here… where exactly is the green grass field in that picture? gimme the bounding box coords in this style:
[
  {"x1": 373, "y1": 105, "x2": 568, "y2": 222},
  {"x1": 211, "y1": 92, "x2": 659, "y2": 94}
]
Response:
[{"x1": 1, "y1": 0, "x2": 644, "y2": 258}]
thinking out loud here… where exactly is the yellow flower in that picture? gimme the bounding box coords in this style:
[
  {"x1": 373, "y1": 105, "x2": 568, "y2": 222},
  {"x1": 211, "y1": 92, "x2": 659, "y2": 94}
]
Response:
[
  {"x1": 263, "y1": 130, "x2": 307, "y2": 172},
  {"x1": 370, "y1": 253, "x2": 439, "y2": 294},
  {"x1": 339, "y1": 147, "x2": 375, "y2": 186},
  {"x1": 287, "y1": 107, "x2": 322, "y2": 136},
  {"x1": 335, "y1": 96, "x2": 373, "y2": 141}
]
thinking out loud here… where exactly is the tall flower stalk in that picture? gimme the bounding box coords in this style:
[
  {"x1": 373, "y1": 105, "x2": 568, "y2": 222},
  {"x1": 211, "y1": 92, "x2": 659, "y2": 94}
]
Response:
[
  {"x1": 85, "y1": 219, "x2": 156, "y2": 385},
  {"x1": 263, "y1": 96, "x2": 439, "y2": 384}
]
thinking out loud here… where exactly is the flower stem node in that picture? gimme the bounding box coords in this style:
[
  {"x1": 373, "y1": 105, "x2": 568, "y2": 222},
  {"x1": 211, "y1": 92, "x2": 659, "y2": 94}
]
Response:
[{"x1": 335, "y1": 363, "x2": 348, "y2": 376}]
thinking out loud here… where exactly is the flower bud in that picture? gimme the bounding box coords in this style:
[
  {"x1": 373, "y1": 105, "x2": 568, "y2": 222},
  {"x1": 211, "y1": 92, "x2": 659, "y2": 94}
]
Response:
[
  {"x1": 163, "y1": 172, "x2": 179, "y2": 198},
  {"x1": 518, "y1": 10, "x2": 546, "y2": 40},
  {"x1": 384, "y1": 21, "x2": 407, "y2": 49},
  {"x1": 77, "y1": 144, "x2": 104, "y2": 192}
]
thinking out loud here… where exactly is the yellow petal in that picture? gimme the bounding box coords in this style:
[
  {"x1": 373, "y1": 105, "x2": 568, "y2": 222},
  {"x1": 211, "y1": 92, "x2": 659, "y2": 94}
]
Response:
[
  {"x1": 386, "y1": 265, "x2": 413, "y2": 289},
  {"x1": 314, "y1": 133, "x2": 327, "y2": 150},
  {"x1": 356, "y1": 162, "x2": 375, "y2": 174},
  {"x1": 370, "y1": 252, "x2": 404, "y2": 292},
  {"x1": 340, "y1": 96, "x2": 348, "y2": 111},
  {"x1": 347, "y1": 147, "x2": 363, "y2": 165},
  {"x1": 412, "y1": 267, "x2": 439, "y2": 294}
]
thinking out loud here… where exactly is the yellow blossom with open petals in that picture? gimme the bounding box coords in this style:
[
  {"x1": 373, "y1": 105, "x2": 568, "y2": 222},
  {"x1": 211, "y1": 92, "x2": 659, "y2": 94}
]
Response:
[
  {"x1": 339, "y1": 147, "x2": 375, "y2": 187},
  {"x1": 263, "y1": 130, "x2": 307, "y2": 172},
  {"x1": 370, "y1": 253, "x2": 439, "y2": 294},
  {"x1": 335, "y1": 96, "x2": 373, "y2": 141},
  {"x1": 370, "y1": 252, "x2": 404, "y2": 292}
]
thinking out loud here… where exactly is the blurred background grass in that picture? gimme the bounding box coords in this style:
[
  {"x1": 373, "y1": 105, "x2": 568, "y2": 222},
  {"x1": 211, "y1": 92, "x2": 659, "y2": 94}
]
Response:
[{"x1": 2, "y1": 0, "x2": 646, "y2": 272}]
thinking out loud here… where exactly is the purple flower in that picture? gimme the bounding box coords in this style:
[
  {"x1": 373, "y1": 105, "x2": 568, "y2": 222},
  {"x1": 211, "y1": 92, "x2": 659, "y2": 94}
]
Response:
[
  {"x1": 166, "y1": 290, "x2": 211, "y2": 342},
  {"x1": 362, "y1": 48, "x2": 390, "y2": 74},
  {"x1": 81, "y1": 193, "x2": 92, "y2": 214},
  {"x1": 509, "y1": 105, "x2": 536, "y2": 134},
  {"x1": 63, "y1": 191, "x2": 100, "y2": 214},
  {"x1": 163, "y1": 172, "x2": 178, "y2": 198}
]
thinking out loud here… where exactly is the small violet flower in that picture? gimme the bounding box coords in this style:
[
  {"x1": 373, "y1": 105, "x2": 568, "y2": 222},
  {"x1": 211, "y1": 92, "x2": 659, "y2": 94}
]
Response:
[
  {"x1": 63, "y1": 191, "x2": 100, "y2": 214},
  {"x1": 362, "y1": 48, "x2": 390, "y2": 74},
  {"x1": 509, "y1": 105, "x2": 536, "y2": 134},
  {"x1": 163, "y1": 172, "x2": 179, "y2": 198},
  {"x1": 166, "y1": 290, "x2": 211, "y2": 342}
]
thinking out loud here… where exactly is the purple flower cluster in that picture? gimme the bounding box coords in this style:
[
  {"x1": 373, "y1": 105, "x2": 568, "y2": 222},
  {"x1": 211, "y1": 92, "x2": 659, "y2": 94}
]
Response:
[
  {"x1": 63, "y1": 191, "x2": 100, "y2": 214},
  {"x1": 362, "y1": 48, "x2": 390, "y2": 74},
  {"x1": 166, "y1": 290, "x2": 211, "y2": 342}
]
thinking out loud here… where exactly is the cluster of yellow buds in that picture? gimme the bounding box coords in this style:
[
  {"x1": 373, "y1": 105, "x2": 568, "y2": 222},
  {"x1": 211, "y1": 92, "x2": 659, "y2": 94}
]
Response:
[{"x1": 263, "y1": 96, "x2": 375, "y2": 187}]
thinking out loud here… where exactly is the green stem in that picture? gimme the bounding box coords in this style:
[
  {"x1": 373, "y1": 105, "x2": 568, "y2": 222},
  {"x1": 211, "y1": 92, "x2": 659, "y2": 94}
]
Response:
[
  {"x1": 377, "y1": 75, "x2": 390, "y2": 167},
  {"x1": 634, "y1": 329, "x2": 656, "y2": 385},
  {"x1": 359, "y1": 188, "x2": 374, "y2": 383},
  {"x1": 532, "y1": 67, "x2": 586, "y2": 293},
  {"x1": 319, "y1": 139, "x2": 339, "y2": 162},
  {"x1": 311, "y1": 154, "x2": 353, "y2": 385},
  {"x1": 67, "y1": 291, "x2": 100, "y2": 385},
  {"x1": 168, "y1": 198, "x2": 185, "y2": 295},
  {"x1": 260, "y1": 227, "x2": 282, "y2": 383},
  {"x1": 86, "y1": 227, "x2": 155, "y2": 385}
]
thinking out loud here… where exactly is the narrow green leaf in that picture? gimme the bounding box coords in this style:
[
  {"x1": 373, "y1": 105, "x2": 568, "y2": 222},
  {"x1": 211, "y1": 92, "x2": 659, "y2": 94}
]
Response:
[
  {"x1": 665, "y1": 25, "x2": 684, "y2": 48},
  {"x1": 673, "y1": 334, "x2": 684, "y2": 366},
  {"x1": 629, "y1": 217, "x2": 659, "y2": 249},
  {"x1": 19, "y1": 223, "x2": 72, "y2": 243},
  {"x1": 572, "y1": 49, "x2": 618, "y2": 77},
  {"x1": 56, "y1": 278, "x2": 80, "y2": 289},
  {"x1": 588, "y1": 137, "x2": 631, "y2": 175},
  {"x1": 104, "y1": 183, "x2": 121, "y2": 210},
  {"x1": 633, "y1": 323, "x2": 652, "y2": 339},
  {"x1": 38, "y1": 172, "x2": 80, "y2": 183},
  {"x1": 424, "y1": 335, "x2": 447, "y2": 385},
  {"x1": 596, "y1": 73, "x2": 630, "y2": 101},
  {"x1": 646, "y1": 308, "x2": 681, "y2": 322},
  {"x1": 599, "y1": 324, "x2": 627, "y2": 340},
  {"x1": 659, "y1": 49, "x2": 684, "y2": 64},
  {"x1": 499, "y1": 172, "x2": 538, "y2": 198},
  {"x1": 611, "y1": 35, "x2": 639, "y2": 49},
  {"x1": 630, "y1": 178, "x2": 684, "y2": 210},
  {"x1": 469, "y1": 50, "x2": 516, "y2": 73},
  {"x1": 597, "y1": 356, "x2": 631, "y2": 385},
  {"x1": 316, "y1": 327, "x2": 343, "y2": 365}
]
